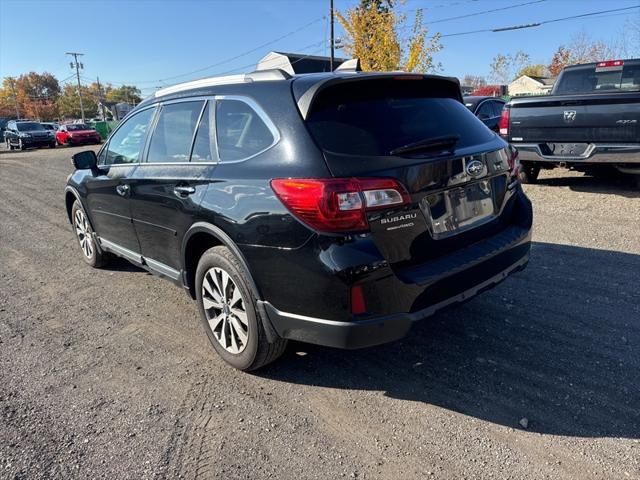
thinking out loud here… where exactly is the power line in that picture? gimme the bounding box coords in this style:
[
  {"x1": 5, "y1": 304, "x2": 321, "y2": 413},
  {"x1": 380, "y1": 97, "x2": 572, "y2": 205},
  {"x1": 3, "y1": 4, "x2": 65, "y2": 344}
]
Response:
[
  {"x1": 404, "y1": 0, "x2": 545, "y2": 22},
  {"x1": 427, "y1": 5, "x2": 640, "y2": 39},
  {"x1": 427, "y1": 0, "x2": 546, "y2": 25},
  {"x1": 125, "y1": 15, "x2": 325, "y2": 85}
]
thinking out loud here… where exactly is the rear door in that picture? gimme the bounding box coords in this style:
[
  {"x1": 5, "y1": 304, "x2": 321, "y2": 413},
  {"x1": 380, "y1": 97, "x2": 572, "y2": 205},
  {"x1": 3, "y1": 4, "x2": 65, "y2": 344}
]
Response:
[
  {"x1": 85, "y1": 106, "x2": 156, "y2": 254},
  {"x1": 129, "y1": 99, "x2": 214, "y2": 275},
  {"x1": 302, "y1": 76, "x2": 516, "y2": 268}
]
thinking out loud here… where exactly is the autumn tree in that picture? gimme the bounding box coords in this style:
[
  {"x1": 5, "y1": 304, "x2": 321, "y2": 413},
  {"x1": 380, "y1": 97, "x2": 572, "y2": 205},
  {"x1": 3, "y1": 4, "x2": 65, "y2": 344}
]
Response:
[
  {"x1": 336, "y1": 0, "x2": 442, "y2": 72},
  {"x1": 517, "y1": 64, "x2": 548, "y2": 78},
  {"x1": 548, "y1": 31, "x2": 619, "y2": 76},
  {"x1": 0, "y1": 72, "x2": 61, "y2": 120},
  {"x1": 548, "y1": 46, "x2": 571, "y2": 77}
]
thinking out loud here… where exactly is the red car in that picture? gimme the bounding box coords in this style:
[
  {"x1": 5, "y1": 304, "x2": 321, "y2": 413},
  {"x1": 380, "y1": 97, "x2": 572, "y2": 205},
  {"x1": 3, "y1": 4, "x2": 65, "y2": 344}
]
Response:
[{"x1": 56, "y1": 124, "x2": 102, "y2": 146}]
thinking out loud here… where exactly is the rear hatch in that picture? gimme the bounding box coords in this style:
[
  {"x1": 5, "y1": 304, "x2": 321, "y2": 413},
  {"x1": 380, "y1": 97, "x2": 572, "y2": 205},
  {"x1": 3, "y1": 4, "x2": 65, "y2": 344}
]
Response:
[{"x1": 296, "y1": 74, "x2": 521, "y2": 271}]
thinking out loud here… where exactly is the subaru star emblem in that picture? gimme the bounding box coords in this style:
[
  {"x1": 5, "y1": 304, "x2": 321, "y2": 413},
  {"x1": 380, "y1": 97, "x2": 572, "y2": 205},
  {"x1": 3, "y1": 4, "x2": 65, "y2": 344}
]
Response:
[
  {"x1": 465, "y1": 159, "x2": 485, "y2": 178},
  {"x1": 563, "y1": 110, "x2": 577, "y2": 123}
]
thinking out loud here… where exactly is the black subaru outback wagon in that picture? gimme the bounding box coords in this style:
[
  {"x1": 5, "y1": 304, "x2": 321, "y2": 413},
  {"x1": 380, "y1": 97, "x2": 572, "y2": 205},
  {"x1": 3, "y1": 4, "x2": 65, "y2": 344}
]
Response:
[{"x1": 64, "y1": 69, "x2": 532, "y2": 370}]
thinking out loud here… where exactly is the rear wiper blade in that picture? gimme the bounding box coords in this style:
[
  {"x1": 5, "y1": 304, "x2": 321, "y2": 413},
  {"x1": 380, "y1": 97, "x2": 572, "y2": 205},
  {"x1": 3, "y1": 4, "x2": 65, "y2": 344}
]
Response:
[{"x1": 389, "y1": 134, "x2": 461, "y2": 156}]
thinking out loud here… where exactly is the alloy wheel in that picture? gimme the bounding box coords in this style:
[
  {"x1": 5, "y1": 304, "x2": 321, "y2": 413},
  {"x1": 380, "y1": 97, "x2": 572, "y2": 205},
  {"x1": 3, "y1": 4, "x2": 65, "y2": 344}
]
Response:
[
  {"x1": 74, "y1": 208, "x2": 94, "y2": 259},
  {"x1": 201, "y1": 267, "x2": 249, "y2": 354}
]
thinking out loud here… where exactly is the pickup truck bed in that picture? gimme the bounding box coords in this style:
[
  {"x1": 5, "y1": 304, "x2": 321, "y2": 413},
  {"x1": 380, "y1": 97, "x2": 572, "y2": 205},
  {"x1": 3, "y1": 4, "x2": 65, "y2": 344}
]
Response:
[{"x1": 503, "y1": 59, "x2": 640, "y2": 182}]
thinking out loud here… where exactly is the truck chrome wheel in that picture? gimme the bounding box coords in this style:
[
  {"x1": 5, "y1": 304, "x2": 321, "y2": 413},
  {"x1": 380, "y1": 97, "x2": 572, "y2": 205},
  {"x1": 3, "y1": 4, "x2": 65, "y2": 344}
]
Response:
[
  {"x1": 201, "y1": 267, "x2": 249, "y2": 354},
  {"x1": 74, "y1": 208, "x2": 94, "y2": 259}
]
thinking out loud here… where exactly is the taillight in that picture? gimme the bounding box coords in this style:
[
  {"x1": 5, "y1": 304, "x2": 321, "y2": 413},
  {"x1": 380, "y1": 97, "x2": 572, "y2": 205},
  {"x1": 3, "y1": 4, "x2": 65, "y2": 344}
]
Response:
[
  {"x1": 498, "y1": 107, "x2": 510, "y2": 137},
  {"x1": 270, "y1": 177, "x2": 410, "y2": 233}
]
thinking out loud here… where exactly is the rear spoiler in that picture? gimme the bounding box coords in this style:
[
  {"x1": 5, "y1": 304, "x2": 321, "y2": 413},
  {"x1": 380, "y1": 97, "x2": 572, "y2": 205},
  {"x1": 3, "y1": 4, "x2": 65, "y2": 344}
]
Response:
[{"x1": 293, "y1": 73, "x2": 462, "y2": 120}]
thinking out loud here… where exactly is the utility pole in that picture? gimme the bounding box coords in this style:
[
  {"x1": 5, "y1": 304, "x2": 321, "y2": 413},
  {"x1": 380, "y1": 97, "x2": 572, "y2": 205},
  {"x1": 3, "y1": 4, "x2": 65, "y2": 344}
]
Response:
[
  {"x1": 8, "y1": 77, "x2": 20, "y2": 118},
  {"x1": 66, "y1": 52, "x2": 85, "y2": 123},
  {"x1": 330, "y1": 0, "x2": 335, "y2": 71}
]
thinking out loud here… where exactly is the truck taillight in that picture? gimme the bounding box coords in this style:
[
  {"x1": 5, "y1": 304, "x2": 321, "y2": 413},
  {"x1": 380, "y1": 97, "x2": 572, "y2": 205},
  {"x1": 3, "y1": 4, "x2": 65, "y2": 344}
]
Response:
[
  {"x1": 498, "y1": 107, "x2": 510, "y2": 137},
  {"x1": 270, "y1": 177, "x2": 410, "y2": 233}
]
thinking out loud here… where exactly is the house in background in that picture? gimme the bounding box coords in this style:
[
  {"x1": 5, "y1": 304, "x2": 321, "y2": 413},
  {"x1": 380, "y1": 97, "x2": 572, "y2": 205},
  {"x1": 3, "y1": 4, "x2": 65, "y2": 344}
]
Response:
[
  {"x1": 508, "y1": 75, "x2": 555, "y2": 96},
  {"x1": 257, "y1": 51, "x2": 347, "y2": 75}
]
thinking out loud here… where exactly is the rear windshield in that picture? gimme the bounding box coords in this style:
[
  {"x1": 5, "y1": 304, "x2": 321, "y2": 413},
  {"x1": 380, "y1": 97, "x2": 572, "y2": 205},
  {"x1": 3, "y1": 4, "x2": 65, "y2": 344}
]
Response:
[
  {"x1": 67, "y1": 124, "x2": 92, "y2": 131},
  {"x1": 306, "y1": 79, "x2": 494, "y2": 156},
  {"x1": 17, "y1": 122, "x2": 45, "y2": 131},
  {"x1": 554, "y1": 63, "x2": 640, "y2": 94}
]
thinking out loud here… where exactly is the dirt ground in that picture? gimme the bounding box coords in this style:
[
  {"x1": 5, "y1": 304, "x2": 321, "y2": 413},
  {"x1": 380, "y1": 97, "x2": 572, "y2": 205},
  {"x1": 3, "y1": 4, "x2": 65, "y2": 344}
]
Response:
[{"x1": 1, "y1": 144, "x2": 639, "y2": 480}]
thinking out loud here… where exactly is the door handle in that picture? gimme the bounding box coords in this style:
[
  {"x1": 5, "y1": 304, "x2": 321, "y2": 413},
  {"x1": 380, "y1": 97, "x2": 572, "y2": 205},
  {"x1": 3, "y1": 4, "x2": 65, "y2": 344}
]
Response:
[
  {"x1": 116, "y1": 184, "x2": 130, "y2": 197},
  {"x1": 173, "y1": 185, "x2": 196, "y2": 197}
]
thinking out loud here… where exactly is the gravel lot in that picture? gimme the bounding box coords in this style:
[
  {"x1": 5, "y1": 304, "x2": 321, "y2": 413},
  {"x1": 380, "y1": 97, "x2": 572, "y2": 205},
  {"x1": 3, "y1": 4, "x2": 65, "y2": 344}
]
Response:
[{"x1": 1, "y1": 145, "x2": 639, "y2": 480}]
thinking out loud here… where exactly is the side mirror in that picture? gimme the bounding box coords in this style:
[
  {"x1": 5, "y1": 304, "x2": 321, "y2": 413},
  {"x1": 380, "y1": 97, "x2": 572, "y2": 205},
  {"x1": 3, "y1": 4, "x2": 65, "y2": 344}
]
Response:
[{"x1": 72, "y1": 150, "x2": 98, "y2": 170}]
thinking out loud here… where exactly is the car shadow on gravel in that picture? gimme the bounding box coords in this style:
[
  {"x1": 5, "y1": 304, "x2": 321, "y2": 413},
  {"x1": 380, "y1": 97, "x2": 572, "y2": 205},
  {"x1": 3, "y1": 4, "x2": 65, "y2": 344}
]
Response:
[
  {"x1": 259, "y1": 241, "x2": 640, "y2": 439},
  {"x1": 536, "y1": 172, "x2": 640, "y2": 198}
]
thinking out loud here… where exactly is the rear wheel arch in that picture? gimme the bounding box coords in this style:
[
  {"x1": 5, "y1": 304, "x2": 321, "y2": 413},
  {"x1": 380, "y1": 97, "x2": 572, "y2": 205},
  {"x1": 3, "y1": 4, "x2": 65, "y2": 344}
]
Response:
[{"x1": 182, "y1": 223, "x2": 261, "y2": 301}]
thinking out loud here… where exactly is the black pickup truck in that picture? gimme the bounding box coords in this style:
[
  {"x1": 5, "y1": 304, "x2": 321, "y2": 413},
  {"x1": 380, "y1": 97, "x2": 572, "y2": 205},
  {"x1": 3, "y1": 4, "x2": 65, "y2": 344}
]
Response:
[{"x1": 500, "y1": 59, "x2": 640, "y2": 183}]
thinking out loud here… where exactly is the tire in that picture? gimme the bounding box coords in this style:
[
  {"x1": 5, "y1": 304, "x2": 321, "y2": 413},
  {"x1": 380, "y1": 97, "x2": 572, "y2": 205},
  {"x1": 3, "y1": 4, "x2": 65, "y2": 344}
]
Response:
[
  {"x1": 195, "y1": 246, "x2": 287, "y2": 371},
  {"x1": 49, "y1": 142, "x2": 56, "y2": 148},
  {"x1": 18, "y1": 139, "x2": 25, "y2": 151},
  {"x1": 518, "y1": 162, "x2": 540, "y2": 184},
  {"x1": 71, "y1": 200, "x2": 108, "y2": 268},
  {"x1": 8, "y1": 140, "x2": 14, "y2": 150}
]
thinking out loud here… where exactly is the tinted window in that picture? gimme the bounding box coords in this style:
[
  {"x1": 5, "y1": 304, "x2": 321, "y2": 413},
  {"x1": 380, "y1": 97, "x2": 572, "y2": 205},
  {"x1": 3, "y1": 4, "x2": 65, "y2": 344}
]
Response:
[
  {"x1": 148, "y1": 101, "x2": 204, "y2": 163},
  {"x1": 306, "y1": 80, "x2": 494, "y2": 156},
  {"x1": 67, "y1": 124, "x2": 92, "y2": 131},
  {"x1": 476, "y1": 101, "x2": 494, "y2": 119},
  {"x1": 17, "y1": 122, "x2": 45, "y2": 131},
  {"x1": 554, "y1": 64, "x2": 640, "y2": 94},
  {"x1": 104, "y1": 108, "x2": 154, "y2": 165},
  {"x1": 491, "y1": 101, "x2": 505, "y2": 117},
  {"x1": 216, "y1": 99, "x2": 275, "y2": 161},
  {"x1": 191, "y1": 101, "x2": 213, "y2": 162}
]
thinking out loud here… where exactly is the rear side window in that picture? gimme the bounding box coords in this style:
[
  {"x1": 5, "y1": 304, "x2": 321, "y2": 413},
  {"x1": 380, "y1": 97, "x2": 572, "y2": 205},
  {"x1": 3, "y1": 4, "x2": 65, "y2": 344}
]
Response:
[
  {"x1": 215, "y1": 99, "x2": 275, "y2": 161},
  {"x1": 306, "y1": 80, "x2": 494, "y2": 156},
  {"x1": 148, "y1": 101, "x2": 204, "y2": 163}
]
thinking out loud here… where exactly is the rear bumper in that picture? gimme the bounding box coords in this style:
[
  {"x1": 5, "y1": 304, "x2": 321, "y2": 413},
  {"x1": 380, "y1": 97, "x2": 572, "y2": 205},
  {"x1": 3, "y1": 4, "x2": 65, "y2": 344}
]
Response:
[
  {"x1": 259, "y1": 189, "x2": 533, "y2": 349},
  {"x1": 515, "y1": 143, "x2": 640, "y2": 164},
  {"x1": 261, "y1": 254, "x2": 529, "y2": 349}
]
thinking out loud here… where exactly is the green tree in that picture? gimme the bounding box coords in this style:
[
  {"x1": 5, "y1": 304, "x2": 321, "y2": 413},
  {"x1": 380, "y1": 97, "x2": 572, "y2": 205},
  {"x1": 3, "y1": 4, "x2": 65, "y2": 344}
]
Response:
[
  {"x1": 105, "y1": 85, "x2": 142, "y2": 104},
  {"x1": 57, "y1": 84, "x2": 98, "y2": 119},
  {"x1": 336, "y1": 0, "x2": 442, "y2": 72}
]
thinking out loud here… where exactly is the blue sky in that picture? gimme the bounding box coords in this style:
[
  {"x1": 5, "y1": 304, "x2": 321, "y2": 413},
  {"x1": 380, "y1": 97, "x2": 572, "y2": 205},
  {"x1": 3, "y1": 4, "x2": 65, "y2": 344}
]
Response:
[{"x1": 1, "y1": 0, "x2": 638, "y2": 95}]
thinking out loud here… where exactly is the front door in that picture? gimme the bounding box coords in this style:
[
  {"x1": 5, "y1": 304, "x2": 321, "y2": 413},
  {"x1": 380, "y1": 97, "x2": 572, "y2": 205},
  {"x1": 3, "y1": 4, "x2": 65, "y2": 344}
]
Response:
[
  {"x1": 85, "y1": 107, "x2": 156, "y2": 254},
  {"x1": 130, "y1": 100, "x2": 214, "y2": 273}
]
